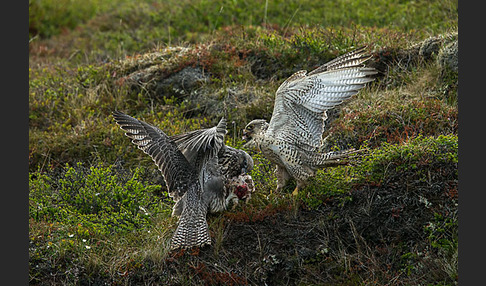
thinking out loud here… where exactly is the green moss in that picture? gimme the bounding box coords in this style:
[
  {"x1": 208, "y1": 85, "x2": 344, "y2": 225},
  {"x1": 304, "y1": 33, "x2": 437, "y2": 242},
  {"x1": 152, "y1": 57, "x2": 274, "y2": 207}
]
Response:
[
  {"x1": 325, "y1": 95, "x2": 458, "y2": 151},
  {"x1": 301, "y1": 135, "x2": 458, "y2": 209}
]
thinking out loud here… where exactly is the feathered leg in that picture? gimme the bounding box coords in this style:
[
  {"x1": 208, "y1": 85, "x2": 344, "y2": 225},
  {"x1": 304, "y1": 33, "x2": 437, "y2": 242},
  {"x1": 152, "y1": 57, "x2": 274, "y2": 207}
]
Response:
[{"x1": 275, "y1": 165, "x2": 291, "y2": 193}]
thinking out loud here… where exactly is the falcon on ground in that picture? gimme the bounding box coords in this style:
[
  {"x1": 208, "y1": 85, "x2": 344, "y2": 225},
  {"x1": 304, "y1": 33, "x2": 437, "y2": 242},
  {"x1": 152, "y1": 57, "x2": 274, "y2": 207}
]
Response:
[{"x1": 113, "y1": 111, "x2": 254, "y2": 249}]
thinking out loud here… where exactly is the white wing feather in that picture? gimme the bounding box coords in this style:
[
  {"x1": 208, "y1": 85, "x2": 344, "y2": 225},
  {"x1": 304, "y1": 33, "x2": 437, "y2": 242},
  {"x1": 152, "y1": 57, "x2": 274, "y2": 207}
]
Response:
[{"x1": 266, "y1": 47, "x2": 377, "y2": 150}]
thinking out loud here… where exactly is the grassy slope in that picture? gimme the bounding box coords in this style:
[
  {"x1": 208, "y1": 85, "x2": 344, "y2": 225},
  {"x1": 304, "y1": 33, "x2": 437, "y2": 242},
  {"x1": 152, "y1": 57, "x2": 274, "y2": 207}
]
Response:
[{"x1": 29, "y1": 0, "x2": 458, "y2": 285}]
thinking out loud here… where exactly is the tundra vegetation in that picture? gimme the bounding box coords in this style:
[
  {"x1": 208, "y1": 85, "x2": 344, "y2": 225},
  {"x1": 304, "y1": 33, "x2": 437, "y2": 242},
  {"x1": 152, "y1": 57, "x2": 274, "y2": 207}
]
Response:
[{"x1": 29, "y1": 0, "x2": 458, "y2": 284}]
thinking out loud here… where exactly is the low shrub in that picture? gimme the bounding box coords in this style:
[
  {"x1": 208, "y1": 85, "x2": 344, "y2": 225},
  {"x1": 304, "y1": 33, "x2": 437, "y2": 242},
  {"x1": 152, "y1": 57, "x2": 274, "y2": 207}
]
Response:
[{"x1": 29, "y1": 162, "x2": 170, "y2": 236}]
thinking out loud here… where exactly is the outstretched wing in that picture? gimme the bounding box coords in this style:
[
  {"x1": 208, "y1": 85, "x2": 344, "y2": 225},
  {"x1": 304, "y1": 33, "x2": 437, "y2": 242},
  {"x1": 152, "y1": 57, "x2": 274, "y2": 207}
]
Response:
[
  {"x1": 170, "y1": 118, "x2": 227, "y2": 172},
  {"x1": 113, "y1": 111, "x2": 198, "y2": 199},
  {"x1": 266, "y1": 46, "x2": 377, "y2": 150},
  {"x1": 113, "y1": 111, "x2": 213, "y2": 249}
]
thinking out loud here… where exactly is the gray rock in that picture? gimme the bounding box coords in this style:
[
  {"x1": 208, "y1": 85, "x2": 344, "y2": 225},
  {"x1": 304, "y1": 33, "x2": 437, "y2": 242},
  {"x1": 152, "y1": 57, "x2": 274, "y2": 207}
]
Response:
[
  {"x1": 437, "y1": 39, "x2": 458, "y2": 73},
  {"x1": 156, "y1": 66, "x2": 208, "y2": 96},
  {"x1": 418, "y1": 37, "x2": 443, "y2": 61}
]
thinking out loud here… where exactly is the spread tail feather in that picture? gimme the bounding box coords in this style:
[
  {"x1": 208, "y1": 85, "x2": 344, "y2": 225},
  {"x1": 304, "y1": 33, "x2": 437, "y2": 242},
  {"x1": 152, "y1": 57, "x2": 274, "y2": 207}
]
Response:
[
  {"x1": 170, "y1": 201, "x2": 210, "y2": 250},
  {"x1": 314, "y1": 148, "x2": 364, "y2": 168}
]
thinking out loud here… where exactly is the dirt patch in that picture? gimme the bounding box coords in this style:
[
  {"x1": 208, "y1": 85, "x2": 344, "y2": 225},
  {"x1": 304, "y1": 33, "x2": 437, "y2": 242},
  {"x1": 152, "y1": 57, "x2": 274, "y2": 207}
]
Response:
[{"x1": 147, "y1": 169, "x2": 457, "y2": 285}]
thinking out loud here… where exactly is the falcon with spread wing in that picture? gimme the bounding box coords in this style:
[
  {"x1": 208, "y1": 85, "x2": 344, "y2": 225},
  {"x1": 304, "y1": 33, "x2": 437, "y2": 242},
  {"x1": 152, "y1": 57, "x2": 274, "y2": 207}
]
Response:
[
  {"x1": 243, "y1": 46, "x2": 376, "y2": 195},
  {"x1": 113, "y1": 111, "x2": 254, "y2": 249}
]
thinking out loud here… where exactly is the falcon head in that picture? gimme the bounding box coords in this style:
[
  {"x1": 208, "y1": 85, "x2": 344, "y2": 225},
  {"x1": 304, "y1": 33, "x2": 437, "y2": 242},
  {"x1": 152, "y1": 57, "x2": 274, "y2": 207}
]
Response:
[
  {"x1": 239, "y1": 150, "x2": 254, "y2": 174},
  {"x1": 242, "y1": 119, "x2": 269, "y2": 142}
]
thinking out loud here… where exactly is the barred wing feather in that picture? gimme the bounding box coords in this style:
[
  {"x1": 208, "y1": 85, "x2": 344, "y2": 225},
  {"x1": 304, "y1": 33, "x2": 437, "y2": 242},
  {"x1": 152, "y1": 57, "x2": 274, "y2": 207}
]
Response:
[
  {"x1": 112, "y1": 111, "x2": 198, "y2": 199},
  {"x1": 170, "y1": 118, "x2": 227, "y2": 172},
  {"x1": 267, "y1": 47, "x2": 377, "y2": 150}
]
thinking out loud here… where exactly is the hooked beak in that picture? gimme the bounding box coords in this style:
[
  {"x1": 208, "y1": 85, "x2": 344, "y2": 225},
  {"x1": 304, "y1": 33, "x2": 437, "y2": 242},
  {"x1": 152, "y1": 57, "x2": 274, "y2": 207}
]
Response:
[{"x1": 242, "y1": 130, "x2": 251, "y2": 142}]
